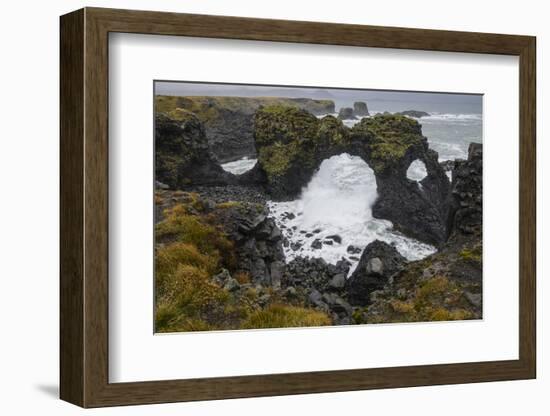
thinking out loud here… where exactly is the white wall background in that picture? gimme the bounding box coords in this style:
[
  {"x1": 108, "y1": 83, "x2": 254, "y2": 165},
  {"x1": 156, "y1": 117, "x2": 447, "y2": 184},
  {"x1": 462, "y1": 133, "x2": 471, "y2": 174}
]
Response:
[{"x1": 0, "y1": 0, "x2": 545, "y2": 414}]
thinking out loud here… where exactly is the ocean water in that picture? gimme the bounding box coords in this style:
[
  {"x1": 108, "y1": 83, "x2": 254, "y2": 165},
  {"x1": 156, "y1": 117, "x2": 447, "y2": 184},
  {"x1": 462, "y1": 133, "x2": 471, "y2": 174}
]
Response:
[
  {"x1": 316, "y1": 110, "x2": 482, "y2": 161},
  {"x1": 267, "y1": 154, "x2": 436, "y2": 275},
  {"x1": 219, "y1": 156, "x2": 257, "y2": 175},
  {"x1": 221, "y1": 101, "x2": 482, "y2": 270}
]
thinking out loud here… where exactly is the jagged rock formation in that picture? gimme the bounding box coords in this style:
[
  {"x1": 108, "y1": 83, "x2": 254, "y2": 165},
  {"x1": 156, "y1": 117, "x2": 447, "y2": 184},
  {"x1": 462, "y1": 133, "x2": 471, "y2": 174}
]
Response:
[
  {"x1": 156, "y1": 95, "x2": 335, "y2": 163},
  {"x1": 155, "y1": 111, "x2": 236, "y2": 188},
  {"x1": 448, "y1": 143, "x2": 483, "y2": 240},
  {"x1": 214, "y1": 203, "x2": 285, "y2": 286},
  {"x1": 253, "y1": 106, "x2": 450, "y2": 245},
  {"x1": 346, "y1": 241, "x2": 407, "y2": 306},
  {"x1": 353, "y1": 116, "x2": 451, "y2": 246},
  {"x1": 354, "y1": 146, "x2": 483, "y2": 322},
  {"x1": 282, "y1": 257, "x2": 354, "y2": 324}
]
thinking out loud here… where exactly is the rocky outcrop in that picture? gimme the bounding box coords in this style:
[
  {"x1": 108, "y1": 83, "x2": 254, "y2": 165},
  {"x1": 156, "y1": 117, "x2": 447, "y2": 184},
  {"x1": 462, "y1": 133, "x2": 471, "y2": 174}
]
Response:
[
  {"x1": 337, "y1": 107, "x2": 356, "y2": 120},
  {"x1": 254, "y1": 107, "x2": 451, "y2": 245},
  {"x1": 346, "y1": 241, "x2": 406, "y2": 306},
  {"x1": 448, "y1": 143, "x2": 482, "y2": 240},
  {"x1": 397, "y1": 110, "x2": 430, "y2": 118},
  {"x1": 214, "y1": 202, "x2": 285, "y2": 286},
  {"x1": 156, "y1": 95, "x2": 335, "y2": 163},
  {"x1": 353, "y1": 146, "x2": 483, "y2": 323},
  {"x1": 282, "y1": 257, "x2": 354, "y2": 324},
  {"x1": 353, "y1": 101, "x2": 369, "y2": 116},
  {"x1": 283, "y1": 257, "x2": 350, "y2": 293},
  {"x1": 155, "y1": 111, "x2": 236, "y2": 188},
  {"x1": 253, "y1": 106, "x2": 323, "y2": 199},
  {"x1": 349, "y1": 116, "x2": 451, "y2": 245}
]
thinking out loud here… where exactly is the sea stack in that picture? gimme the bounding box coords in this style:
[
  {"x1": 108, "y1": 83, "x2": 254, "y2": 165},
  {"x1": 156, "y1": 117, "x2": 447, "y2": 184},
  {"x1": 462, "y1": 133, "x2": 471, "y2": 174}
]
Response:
[
  {"x1": 353, "y1": 101, "x2": 369, "y2": 116},
  {"x1": 337, "y1": 107, "x2": 356, "y2": 120}
]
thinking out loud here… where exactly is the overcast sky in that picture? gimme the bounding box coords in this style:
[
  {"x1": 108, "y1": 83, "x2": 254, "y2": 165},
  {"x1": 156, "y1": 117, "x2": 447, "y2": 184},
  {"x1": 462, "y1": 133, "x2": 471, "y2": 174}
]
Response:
[{"x1": 154, "y1": 81, "x2": 482, "y2": 113}]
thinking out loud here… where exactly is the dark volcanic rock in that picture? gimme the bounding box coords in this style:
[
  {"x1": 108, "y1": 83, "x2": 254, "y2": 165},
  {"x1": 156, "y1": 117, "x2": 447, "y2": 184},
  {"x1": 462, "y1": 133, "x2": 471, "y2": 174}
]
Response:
[
  {"x1": 353, "y1": 101, "x2": 369, "y2": 116},
  {"x1": 214, "y1": 203, "x2": 285, "y2": 285},
  {"x1": 347, "y1": 245, "x2": 362, "y2": 255},
  {"x1": 326, "y1": 234, "x2": 342, "y2": 244},
  {"x1": 156, "y1": 96, "x2": 335, "y2": 163},
  {"x1": 346, "y1": 240, "x2": 407, "y2": 306},
  {"x1": 448, "y1": 143, "x2": 483, "y2": 239},
  {"x1": 283, "y1": 257, "x2": 349, "y2": 293},
  {"x1": 254, "y1": 106, "x2": 324, "y2": 200},
  {"x1": 155, "y1": 112, "x2": 236, "y2": 188},
  {"x1": 254, "y1": 109, "x2": 451, "y2": 245},
  {"x1": 396, "y1": 110, "x2": 430, "y2": 118},
  {"x1": 188, "y1": 184, "x2": 267, "y2": 205},
  {"x1": 440, "y1": 160, "x2": 456, "y2": 175},
  {"x1": 311, "y1": 239, "x2": 323, "y2": 250},
  {"x1": 353, "y1": 115, "x2": 451, "y2": 246},
  {"x1": 337, "y1": 107, "x2": 357, "y2": 120},
  {"x1": 357, "y1": 147, "x2": 483, "y2": 322}
]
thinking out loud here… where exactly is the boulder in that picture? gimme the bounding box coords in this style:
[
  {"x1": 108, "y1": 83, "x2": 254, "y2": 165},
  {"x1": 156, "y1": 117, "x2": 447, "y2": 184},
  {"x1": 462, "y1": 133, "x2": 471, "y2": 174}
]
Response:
[
  {"x1": 311, "y1": 239, "x2": 323, "y2": 250},
  {"x1": 308, "y1": 289, "x2": 328, "y2": 310},
  {"x1": 346, "y1": 240, "x2": 407, "y2": 305},
  {"x1": 283, "y1": 257, "x2": 349, "y2": 293},
  {"x1": 326, "y1": 234, "x2": 342, "y2": 244},
  {"x1": 213, "y1": 202, "x2": 285, "y2": 286},
  {"x1": 347, "y1": 245, "x2": 362, "y2": 255},
  {"x1": 328, "y1": 273, "x2": 347, "y2": 290}
]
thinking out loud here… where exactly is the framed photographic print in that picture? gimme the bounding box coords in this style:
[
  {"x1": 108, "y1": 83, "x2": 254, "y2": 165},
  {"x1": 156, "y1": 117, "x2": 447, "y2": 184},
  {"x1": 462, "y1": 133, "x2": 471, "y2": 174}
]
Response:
[{"x1": 60, "y1": 7, "x2": 536, "y2": 408}]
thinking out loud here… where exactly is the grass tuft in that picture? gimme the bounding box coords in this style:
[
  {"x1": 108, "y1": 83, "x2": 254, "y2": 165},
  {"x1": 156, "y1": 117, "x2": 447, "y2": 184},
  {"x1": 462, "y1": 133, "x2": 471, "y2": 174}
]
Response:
[{"x1": 242, "y1": 304, "x2": 332, "y2": 329}]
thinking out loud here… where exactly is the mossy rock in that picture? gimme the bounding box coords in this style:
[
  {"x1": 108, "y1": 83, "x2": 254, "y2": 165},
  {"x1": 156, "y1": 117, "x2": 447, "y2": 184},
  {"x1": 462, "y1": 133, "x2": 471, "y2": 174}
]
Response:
[
  {"x1": 351, "y1": 114, "x2": 425, "y2": 173},
  {"x1": 254, "y1": 105, "x2": 323, "y2": 198},
  {"x1": 318, "y1": 115, "x2": 350, "y2": 147},
  {"x1": 254, "y1": 105, "x2": 320, "y2": 146},
  {"x1": 155, "y1": 112, "x2": 234, "y2": 188}
]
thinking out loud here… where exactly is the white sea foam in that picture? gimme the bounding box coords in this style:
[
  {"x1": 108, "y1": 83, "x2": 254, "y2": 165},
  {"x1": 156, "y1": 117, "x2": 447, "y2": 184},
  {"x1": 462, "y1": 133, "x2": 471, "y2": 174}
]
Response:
[
  {"x1": 422, "y1": 113, "x2": 482, "y2": 121},
  {"x1": 406, "y1": 159, "x2": 428, "y2": 182},
  {"x1": 267, "y1": 154, "x2": 436, "y2": 275},
  {"x1": 221, "y1": 157, "x2": 257, "y2": 175}
]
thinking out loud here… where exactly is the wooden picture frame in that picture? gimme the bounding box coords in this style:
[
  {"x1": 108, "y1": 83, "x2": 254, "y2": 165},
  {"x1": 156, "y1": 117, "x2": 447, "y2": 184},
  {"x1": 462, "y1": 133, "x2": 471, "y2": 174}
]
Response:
[{"x1": 60, "y1": 7, "x2": 536, "y2": 408}]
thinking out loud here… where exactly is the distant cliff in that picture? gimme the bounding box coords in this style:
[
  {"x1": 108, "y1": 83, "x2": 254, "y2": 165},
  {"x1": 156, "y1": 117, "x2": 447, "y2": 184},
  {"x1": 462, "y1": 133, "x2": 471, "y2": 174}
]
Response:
[{"x1": 155, "y1": 95, "x2": 335, "y2": 163}]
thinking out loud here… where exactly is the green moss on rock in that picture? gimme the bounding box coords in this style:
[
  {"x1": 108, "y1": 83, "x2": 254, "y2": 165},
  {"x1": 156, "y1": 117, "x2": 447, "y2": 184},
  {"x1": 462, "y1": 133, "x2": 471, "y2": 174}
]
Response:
[
  {"x1": 459, "y1": 244, "x2": 482, "y2": 263},
  {"x1": 318, "y1": 115, "x2": 350, "y2": 146},
  {"x1": 254, "y1": 105, "x2": 319, "y2": 146},
  {"x1": 352, "y1": 114, "x2": 425, "y2": 173}
]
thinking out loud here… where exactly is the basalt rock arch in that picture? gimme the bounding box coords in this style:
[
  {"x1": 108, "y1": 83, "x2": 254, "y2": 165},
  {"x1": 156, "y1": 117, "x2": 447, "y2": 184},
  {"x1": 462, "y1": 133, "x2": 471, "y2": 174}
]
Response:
[
  {"x1": 252, "y1": 106, "x2": 451, "y2": 246},
  {"x1": 155, "y1": 105, "x2": 452, "y2": 247}
]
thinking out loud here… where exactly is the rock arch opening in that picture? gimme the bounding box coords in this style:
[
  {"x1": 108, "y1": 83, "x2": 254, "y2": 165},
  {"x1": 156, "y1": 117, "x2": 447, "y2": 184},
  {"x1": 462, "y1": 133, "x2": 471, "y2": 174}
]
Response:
[
  {"x1": 406, "y1": 159, "x2": 428, "y2": 182},
  {"x1": 267, "y1": 153, "x2": 436, "y2": 271}
]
